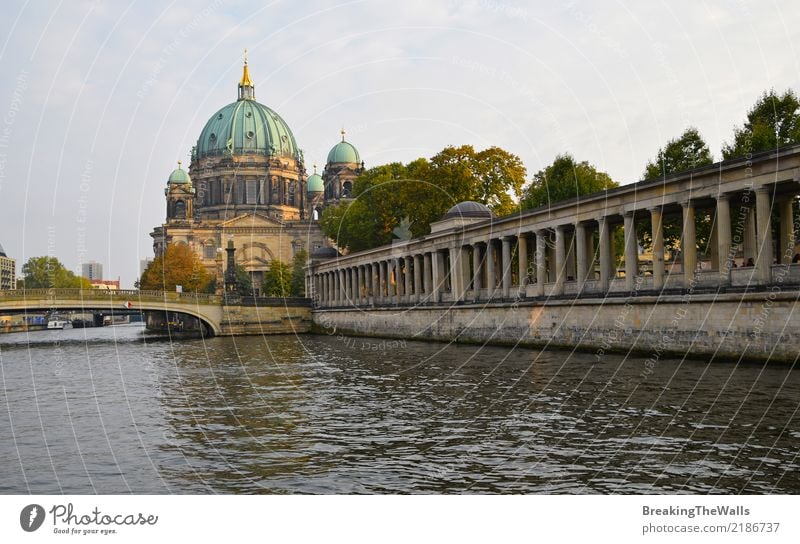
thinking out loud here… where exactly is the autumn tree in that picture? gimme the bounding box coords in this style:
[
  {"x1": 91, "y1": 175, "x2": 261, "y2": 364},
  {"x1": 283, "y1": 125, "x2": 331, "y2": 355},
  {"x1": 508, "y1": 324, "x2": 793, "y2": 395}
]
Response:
[
  {"x1": 21, "y1": 256, "x2": 91, "y2": 289},
  {"x1": 722, "y1": 89, "x2": 800, "y2": 159},
  {"x1": 139, "y1": 243, "x2": 213, "y2": 292},
  {"x1": 261, "y1": 260, "x2": 292, "y2": 297},
  {"x1": 520, "y1": 153, "x2": 617, "y2": 210}
]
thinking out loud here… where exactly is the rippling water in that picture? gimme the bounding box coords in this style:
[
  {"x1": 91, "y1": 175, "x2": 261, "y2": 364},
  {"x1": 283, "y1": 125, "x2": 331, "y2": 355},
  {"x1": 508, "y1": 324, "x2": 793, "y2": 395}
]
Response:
[{"x1": 0, "y1": 324, "x2": 798, "y2": 494}]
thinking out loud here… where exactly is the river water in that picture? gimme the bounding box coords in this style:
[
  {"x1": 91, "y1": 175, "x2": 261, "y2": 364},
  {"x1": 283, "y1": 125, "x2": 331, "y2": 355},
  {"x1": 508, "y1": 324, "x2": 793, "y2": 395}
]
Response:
[{"x1": 0, "y1": 324, "x2": 798, "y2": 494}]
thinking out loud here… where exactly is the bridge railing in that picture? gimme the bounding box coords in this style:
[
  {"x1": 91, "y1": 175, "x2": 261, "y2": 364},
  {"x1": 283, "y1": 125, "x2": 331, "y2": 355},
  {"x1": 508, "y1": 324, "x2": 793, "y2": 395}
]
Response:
[{"x1": 0, "y1": 289, "x2": 223, "y2": 304}]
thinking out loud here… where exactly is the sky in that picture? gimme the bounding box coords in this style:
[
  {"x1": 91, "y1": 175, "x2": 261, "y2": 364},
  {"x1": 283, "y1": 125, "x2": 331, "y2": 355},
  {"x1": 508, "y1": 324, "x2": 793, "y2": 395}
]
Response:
[{"x1": 0, "y1": 0, "x2": 798, "y2": 287}]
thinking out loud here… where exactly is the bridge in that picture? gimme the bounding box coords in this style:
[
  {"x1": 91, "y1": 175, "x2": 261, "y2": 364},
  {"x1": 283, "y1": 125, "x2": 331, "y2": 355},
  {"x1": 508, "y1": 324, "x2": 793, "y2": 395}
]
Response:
[{"x1": 0, "y1": 289, "x2": 312, "y2": 337}]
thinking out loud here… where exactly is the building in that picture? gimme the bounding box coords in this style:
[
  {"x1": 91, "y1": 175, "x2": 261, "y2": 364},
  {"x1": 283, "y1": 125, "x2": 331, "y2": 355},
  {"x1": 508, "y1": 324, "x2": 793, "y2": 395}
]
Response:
[
  {"x1": 0, "y1": 243, "x2": 16, "y2": 290},
  {"x1": 139, "y1": 258, "x2": 152, "y2": 278},
  {"x1": 82, "y1": 261, "x2": 103, "y2": 281},
  {"x1": 90, "y1": 279, "x2": 120, "y2": 290},
  {"x1": 150, "y1": 54, "x2": 362, "y2": 294}
]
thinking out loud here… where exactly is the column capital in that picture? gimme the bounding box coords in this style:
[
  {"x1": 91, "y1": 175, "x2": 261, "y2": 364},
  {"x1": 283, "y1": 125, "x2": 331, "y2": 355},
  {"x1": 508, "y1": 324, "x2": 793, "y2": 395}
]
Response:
[
  {"x1": 622, "y1": 210, "x2": 635, "y2": 218},
  {"x1": 680, "y1": 199, "x2": 694, "y2": 209},
  {"x1": 754, "y1": 185, "x2": 772, "y2": 194},
  {"x1": 716, "y1": 193, "x2": 731, "y2": 202},
  {"x1": 535, "y1": 228, "x2": 548, "y2": 237},
  {"x1": 500, "y1": 235, "x2": 513, "y2": 242},
  {"x1": 648, "y1": 205, "x2": 663, "y2": 214}
]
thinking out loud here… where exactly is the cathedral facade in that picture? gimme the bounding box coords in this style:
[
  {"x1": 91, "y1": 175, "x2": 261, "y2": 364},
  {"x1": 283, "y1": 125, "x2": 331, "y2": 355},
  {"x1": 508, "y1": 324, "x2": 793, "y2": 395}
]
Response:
[{"x1": 150, "y1": 57, "x2": 362, "y2": 293}]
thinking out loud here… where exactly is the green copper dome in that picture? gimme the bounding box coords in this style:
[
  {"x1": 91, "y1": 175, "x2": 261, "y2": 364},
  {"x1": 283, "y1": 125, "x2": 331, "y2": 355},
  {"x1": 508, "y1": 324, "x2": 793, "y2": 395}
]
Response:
[
  {"x1": 327, "y1": 130, "x2": 360, "y2": 164},
  {"x1": 167, "y1": 163, "x2": 191, "y2": 184},
  {"x1": 196, "y1": 100, "x2": 300, "y2": 160},
  {"x1": 307, "y1": 172, "x2": 324, "y2": 193}
]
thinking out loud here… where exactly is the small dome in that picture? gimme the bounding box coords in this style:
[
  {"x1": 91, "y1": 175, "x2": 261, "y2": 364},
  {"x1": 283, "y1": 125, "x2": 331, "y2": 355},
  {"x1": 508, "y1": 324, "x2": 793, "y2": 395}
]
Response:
[
  {"x1": 311, "y1": 246, "x2": 339, "y2": 259},
  {"x1": 443, "y1": 201, "x2": 493, "y2": 219},
  {"x1": 327, "y1": 129, "x2": 360, "y2": 164},
  {"x1": 167, "y1": 163, "x2": 191, "y2": 184},
  {"x1": 307, "y1": 172, "x2": 324, "y2": 193}
]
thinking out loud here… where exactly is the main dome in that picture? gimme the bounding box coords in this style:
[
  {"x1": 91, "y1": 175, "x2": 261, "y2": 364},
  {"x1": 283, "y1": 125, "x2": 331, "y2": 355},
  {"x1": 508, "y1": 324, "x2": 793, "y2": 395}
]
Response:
[
  {"x1": 196, "y1": 100, "x2": 300, "y2": 160},
  {"x1": 195, "y1": 59, "x2": 300, "y2": 160}
]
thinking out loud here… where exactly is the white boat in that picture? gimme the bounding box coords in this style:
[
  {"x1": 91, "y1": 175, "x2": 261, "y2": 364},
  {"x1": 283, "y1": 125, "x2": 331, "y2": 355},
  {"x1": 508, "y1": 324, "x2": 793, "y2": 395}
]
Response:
[{"x1": 47, "y1": 319, "x2": 73, "y2": 330}]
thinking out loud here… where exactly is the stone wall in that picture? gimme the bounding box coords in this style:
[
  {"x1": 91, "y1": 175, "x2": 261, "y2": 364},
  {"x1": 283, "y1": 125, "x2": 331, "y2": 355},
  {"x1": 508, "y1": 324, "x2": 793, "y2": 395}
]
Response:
[
  {"x1": 312, "y1": 291, "x2": 800, "y2": 362},
  {"x1": 220, "y1": 303, "x2": 311, "y2": 335}
]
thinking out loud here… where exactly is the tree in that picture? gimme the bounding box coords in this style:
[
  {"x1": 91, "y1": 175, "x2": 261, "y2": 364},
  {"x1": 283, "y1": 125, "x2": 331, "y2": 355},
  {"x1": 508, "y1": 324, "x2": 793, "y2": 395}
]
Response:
[
  {"x1": 320, "y1": 145, "x2": 527, "y2": 252},
  {"x1": 233, "y1": 265, "x2": 254, "y2": 297},
  {"x1": 643, "y1": 127, "x2": 713, "y2": 180},
  {"x1": 261, "y1": 260, "x2": 292, "y2": 297},
  {"x1": 21, "y1": 256, "x2": 91, "y2": 288},
  {"x1": 520, "y1": 153, "x2": 618, "y2": 210},
  {"x1": 139, "y1": 243, "x2": 213, "y2": 292},
  {"x1": 290, "y1": 249, "x2": 308, "y2": 296},
  {"x1": 722, "y1": 89, "x2": 800, "y2": 159}
]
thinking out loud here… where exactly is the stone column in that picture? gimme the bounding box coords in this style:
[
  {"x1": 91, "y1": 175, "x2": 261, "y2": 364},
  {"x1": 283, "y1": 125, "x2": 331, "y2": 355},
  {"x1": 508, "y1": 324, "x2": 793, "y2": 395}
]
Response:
[
  {"x1": 743, "y1": 205, "x2": 757, "y2": 264},
  {"x1": 755, "y1": 186, "x2": 773, "y2": 283},
  {"x1": 623, "y1": 211, "x2": 637, "y2": 291},
  {"x1": 535, "y1": 230, "x2": 546, "y2": 297},
  {"x1": 598, "y1": 217, "x2": 611, "y2": 291},
  {"x1": 395, "y1": 257, "x2": 405, "y2": 299},
  {"x1": 404, "y1": 256, "x2": 413, "y2": 302},
  {"x1": 423, "y1": 252, "x2": 432, "y2": 301},
  {"x1": 575, "y1": 222, "x2": 587, "y2": 291},
  {"x1": 339, "y1": 269, "x2": 347, "y2": 304},
  {"x1": 378, "y1": 261, "x2": 386, "y2": 304},
  {"x1": 372, "y1": 264, "x2": 379, "y2": 305},
  {"x1": 779, "y1": 197, "x2": 795, "y2": 264},
  {"x1": 650, "y1": 207, "x2": 664, "y2": 290},
  {"x1": 432, "y1": 250, "x2": 445, "y2": 302},
  {"x1": 472, "y1": 244, "x2": 483, "y2": 298},
  {"x1": 517, "y1": 235, "x2": 529, "y2": 291},
  {"x1": 554, "y1": 226, "x2": 566, "y2": 295},
  {"x1": 682, "y1": 201, "x2": 697, "y2": 287},
  {"x1": 449, "y1": 246, "x2": 462, "y2": 301},
  {"x1": 501, "y1": 236, "x2": 512, "y2": 298},
  {"x1": 413, "y1": 254, "x2": 423, "y2": 303},
  {"x1": 485, "y1": 239, "x2": 496, "y2": 299}
]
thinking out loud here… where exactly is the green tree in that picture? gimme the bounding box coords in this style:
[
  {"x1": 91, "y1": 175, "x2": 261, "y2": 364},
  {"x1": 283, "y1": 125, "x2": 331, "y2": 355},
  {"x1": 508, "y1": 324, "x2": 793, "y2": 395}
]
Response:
[
  {"x1": 643, "y1": 127, "x2": 713, "y2": 180},
  {"x1": 520, "y1": 153, "x2": 618, "y2": 210},
  {"x1": 21, "y1": 256, "x2": 91, "y2": 288},
  {"x1": 290, "y1": 249, "x2": 308, "y2": 296},
  {"x1": 233, "y1": 265, "x2": 254, "y2": 296},
  {"x1": 722, "y1": 89, "x2": 800, "y2": 159},
  {"x1": 320, "y1": 145, "x2": 526, "y2": 252},
  {"x1": 139, "y1": 243, "x2": 213, "y2": 292},
  {"x1": 261, "y1": 260, "x2": 292, "y2": 297}
]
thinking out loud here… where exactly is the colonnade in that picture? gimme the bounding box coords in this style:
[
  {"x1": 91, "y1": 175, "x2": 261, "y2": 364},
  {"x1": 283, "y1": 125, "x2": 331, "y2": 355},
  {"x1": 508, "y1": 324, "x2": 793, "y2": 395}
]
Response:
[{"x1": 309, "y1": 178, "x2": 799, "y2": 308}]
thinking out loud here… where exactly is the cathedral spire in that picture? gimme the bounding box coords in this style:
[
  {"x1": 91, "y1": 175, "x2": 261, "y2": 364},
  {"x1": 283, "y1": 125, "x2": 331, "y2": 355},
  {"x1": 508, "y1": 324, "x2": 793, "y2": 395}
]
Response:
[
  {"x1": 341, "y1": 127, "x2": 346, "y2": 142},
  {"x1": 238, "y1": 49, "x2": 255, "y2": 100}
]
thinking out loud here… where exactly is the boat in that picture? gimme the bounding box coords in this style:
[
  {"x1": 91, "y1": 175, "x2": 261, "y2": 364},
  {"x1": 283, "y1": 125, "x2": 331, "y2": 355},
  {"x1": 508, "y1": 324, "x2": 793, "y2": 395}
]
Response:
[{"x1": 47, "y1": 319, "x2": 73, "y2": 330}]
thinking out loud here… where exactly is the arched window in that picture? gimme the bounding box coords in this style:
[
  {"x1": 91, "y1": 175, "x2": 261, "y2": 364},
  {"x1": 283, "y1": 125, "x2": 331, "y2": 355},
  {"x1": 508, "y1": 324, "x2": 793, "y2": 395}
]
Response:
[
  {"x1": 342, "y1": 181, "x2": 352, "y2": 198},
  {"x1": 203, "y1": 243, "x2": 216, "y2": 260},
  {"x1": 174, "y1": 200, "x2": 186, "y2": 219}
]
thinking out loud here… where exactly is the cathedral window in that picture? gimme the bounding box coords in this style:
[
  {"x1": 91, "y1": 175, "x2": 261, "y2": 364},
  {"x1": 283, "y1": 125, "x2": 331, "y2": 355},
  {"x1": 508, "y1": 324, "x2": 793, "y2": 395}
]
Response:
[
  {"x1": 246, "y1": 179, "x2": 257, "y2": 204},
  {"x1": 342, "y1": 181, "x2": 352, "y2": 198},
  {"x1": 203, "y1": 244, "x2": 216, "y2": 260},
  {"x1": 174, "y1": 200, "x2": 186, "y2": 219}
]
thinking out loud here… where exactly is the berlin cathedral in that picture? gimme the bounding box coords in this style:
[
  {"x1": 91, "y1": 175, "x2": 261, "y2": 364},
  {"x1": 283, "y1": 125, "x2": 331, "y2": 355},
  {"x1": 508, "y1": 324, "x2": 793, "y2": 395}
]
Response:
[{"x1": 150, "y1": 55, "x2": 362, "y2": 293}]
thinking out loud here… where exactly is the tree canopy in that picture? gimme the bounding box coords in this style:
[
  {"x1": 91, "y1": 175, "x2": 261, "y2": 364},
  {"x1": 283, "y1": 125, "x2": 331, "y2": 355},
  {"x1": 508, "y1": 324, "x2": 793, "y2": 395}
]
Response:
[
  {"x1": 320, "y1": 145, "x2": 526, "y2": 252},
  {"x1": 520, "y1": 153, "x2": 617, "y2": 210},
  {"x1": 643, "y1": 127, "x2": 713, "y2": 180},
  {"x1": 139, "y1": 243, "x2": 213, "y2": 292},
  {"x1": 722, "y1": 89, "x2": 800, "y2": 159},
  {"x1": 21, "y1": 256, "x2": 91, "y2": 289}
]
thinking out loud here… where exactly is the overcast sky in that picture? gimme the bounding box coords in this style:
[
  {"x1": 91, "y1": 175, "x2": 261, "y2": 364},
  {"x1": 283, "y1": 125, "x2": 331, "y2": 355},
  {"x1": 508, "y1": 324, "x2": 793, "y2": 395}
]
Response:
[{"x1": 0, "y1": 0, "x2": 798, "y2": 287}]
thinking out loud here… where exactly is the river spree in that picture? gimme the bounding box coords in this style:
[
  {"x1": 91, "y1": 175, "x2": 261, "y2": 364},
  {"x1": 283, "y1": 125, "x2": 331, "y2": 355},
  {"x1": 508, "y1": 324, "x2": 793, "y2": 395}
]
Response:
[{"x1": 1, "y1": 324, "x2": 798, "y2": 494}]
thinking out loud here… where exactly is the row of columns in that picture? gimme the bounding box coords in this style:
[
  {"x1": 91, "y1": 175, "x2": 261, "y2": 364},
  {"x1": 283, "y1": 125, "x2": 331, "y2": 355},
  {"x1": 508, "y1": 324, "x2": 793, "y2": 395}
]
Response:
[{"x1": 312, "y1": 187, "x2": 795, "y2": 306}]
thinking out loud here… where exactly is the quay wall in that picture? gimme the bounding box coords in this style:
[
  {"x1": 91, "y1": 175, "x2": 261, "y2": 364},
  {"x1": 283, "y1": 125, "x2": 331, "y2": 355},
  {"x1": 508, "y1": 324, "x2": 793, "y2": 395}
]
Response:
[{"x1": 311, "y1": 292, "x2": 800, "y2": 362}]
